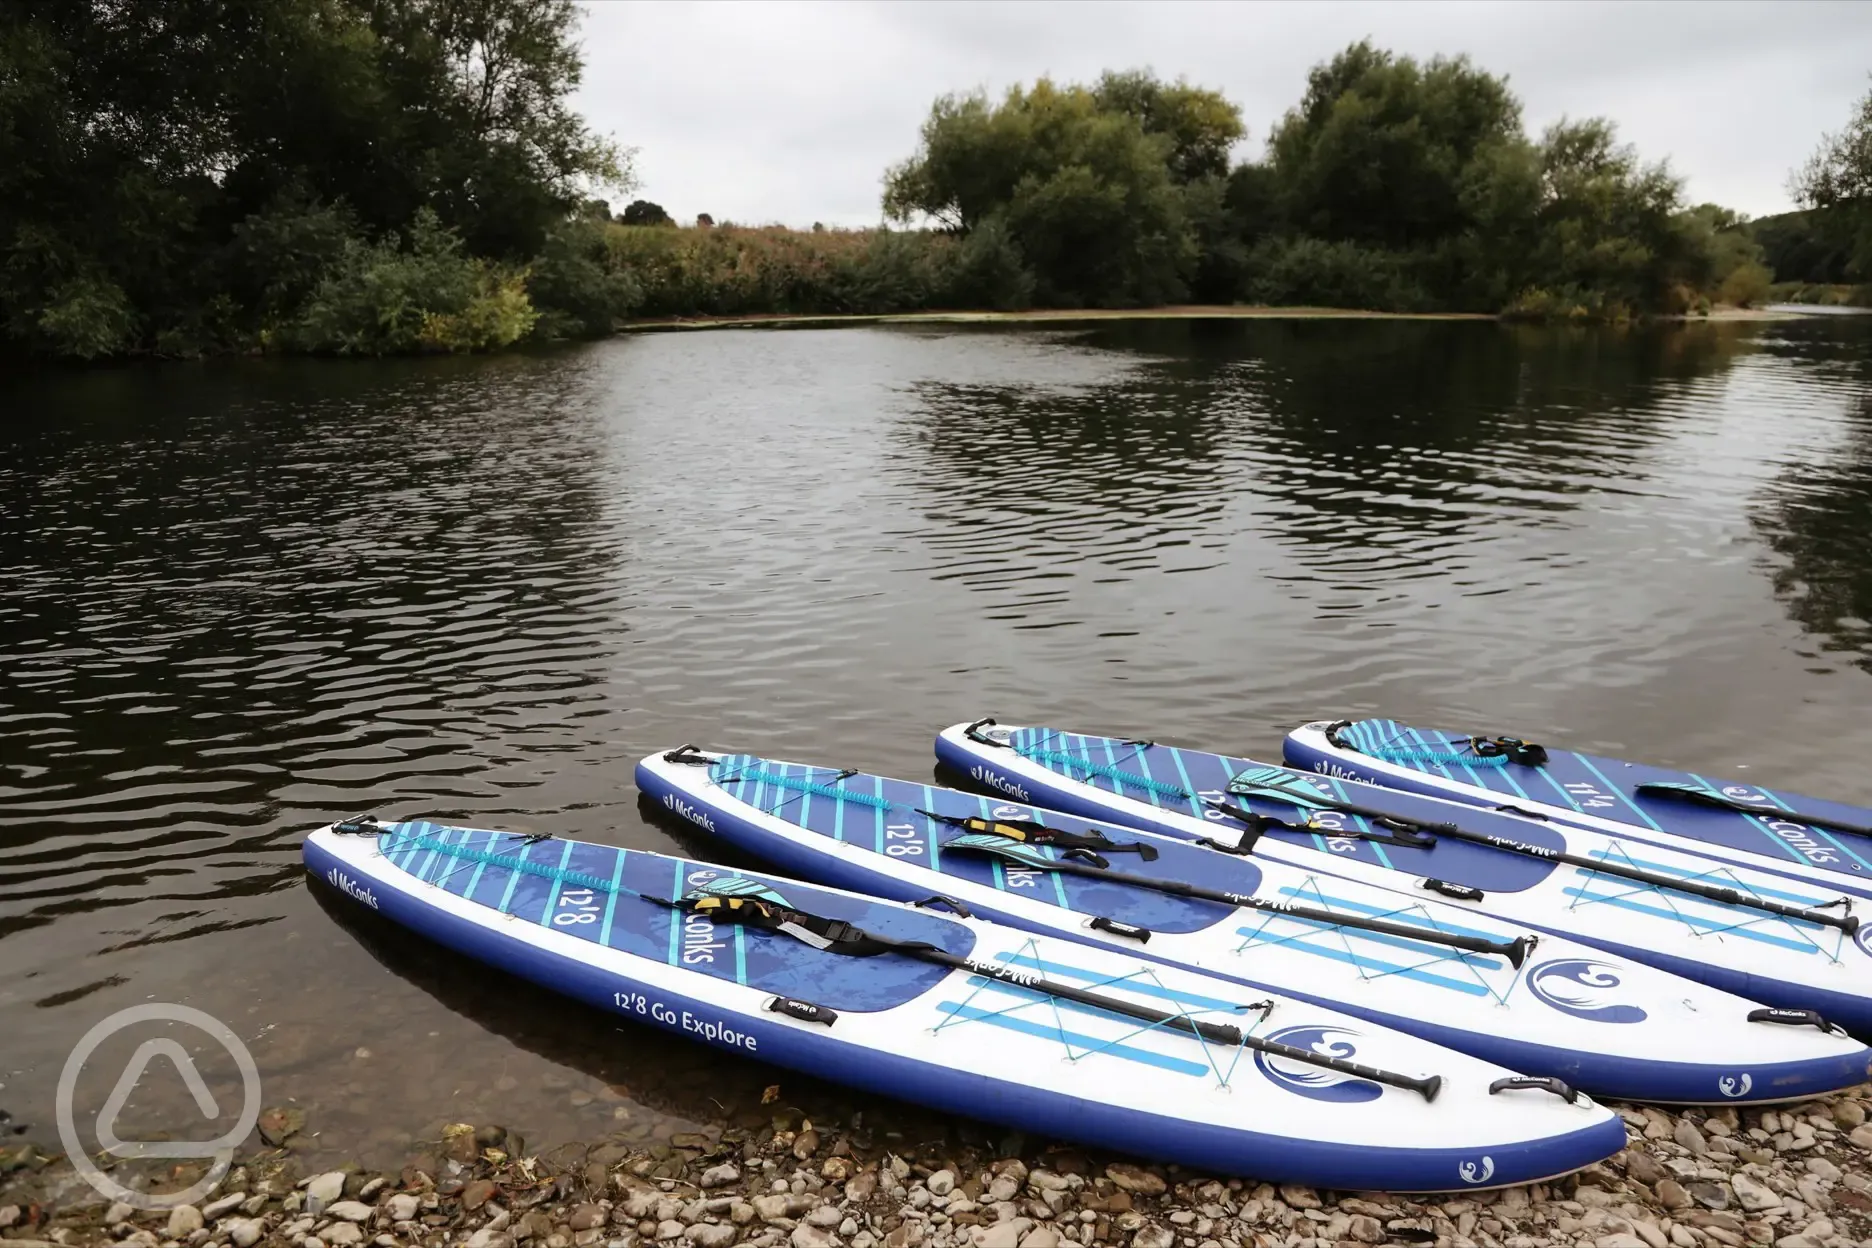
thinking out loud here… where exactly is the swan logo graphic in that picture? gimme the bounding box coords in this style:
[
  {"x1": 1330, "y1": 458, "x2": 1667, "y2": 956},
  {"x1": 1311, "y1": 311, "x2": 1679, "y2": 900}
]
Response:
[
  {"x1": 1718, "y1": 1072, "x2": 1754, "y2": 1099},
  {"x1": 1459, "y1": 1156, "x2": 1496, "y2": 1186},
  {"x1": 57, "y1": 1004, "x2": 261, "y2": 1210},
  {"x1": 1252, "y1": 1026, "x2": 1383, "y2": 1103},
  {"x1": 1526, "y1": 959, "x2": 1648, "y2": 1024},
  {"x1": 1854, "y1": 921, "x2": 1871, "y2": 960}
]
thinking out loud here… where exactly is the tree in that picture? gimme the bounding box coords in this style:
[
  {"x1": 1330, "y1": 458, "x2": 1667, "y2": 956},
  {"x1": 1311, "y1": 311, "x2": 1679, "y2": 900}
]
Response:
[
  {"x1": 0, "y1": 0, "x2": 627, "y2": 359},
  {"x1": 1265, "y1": 42, "x2": 1530, "y2": 250},
  {"x1": 1791, "y1": 80, "x2": 1872, "y2": 279},
  {"x1": 622, "y1": 199, "x2": 673, "y2": 226},
  {"x1": 883, "y1": 73, "x2": 1238, "y2": 306}
]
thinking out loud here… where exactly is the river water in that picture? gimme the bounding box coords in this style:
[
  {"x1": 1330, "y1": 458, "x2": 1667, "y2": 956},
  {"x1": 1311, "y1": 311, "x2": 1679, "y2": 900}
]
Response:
[{"x1": 4, "y1": 317, "x2": 1871, "y2": 1174}]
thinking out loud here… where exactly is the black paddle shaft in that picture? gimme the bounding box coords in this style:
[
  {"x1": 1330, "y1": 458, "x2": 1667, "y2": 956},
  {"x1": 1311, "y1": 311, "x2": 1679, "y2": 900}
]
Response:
[
  {"x1": 942, "y1": 840, "x2": 1532, "y2": 967},
  {"x1": 893, "y1": 937, "x2": 1442, "y2": 1101},
  {"x1": 1636, "y1": 784, "x2": 1872, "y2": 840},
  {"x1": 1231, "y1": 786, "x2": 1862, "y2": 936}
]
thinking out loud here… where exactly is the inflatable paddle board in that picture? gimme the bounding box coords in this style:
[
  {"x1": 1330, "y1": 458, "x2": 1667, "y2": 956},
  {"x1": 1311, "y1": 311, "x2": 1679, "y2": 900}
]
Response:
[
  {"x1": 637, "y1": 748, "x2": 1872, "y2": 1104},
  {"x1": 936, "y1": 721, "x2": 1872, "y2": 1039},
  {"x1": 303, "y1": 819, "x2": 1623, "y2": 1190},
  {"x1": 1285, "y1": 718, "x2": 1872, "y2": 897}
]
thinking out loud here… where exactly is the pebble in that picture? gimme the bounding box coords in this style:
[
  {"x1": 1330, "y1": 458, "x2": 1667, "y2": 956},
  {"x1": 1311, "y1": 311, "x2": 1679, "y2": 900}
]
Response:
[
  {"x1": 1848, "y1": 1123, "x2": 1872, "y2": 1150},
  {"x1": 789, "y1": 1226, "x2": 836, "y2": 1248},
  {"x1": 227, "y1": 1220, "x2": 263, "y2": 1248},
  {"x1": 701, "y1": 1165, "x2": 741, "y2": 1190},
  {"x1": 1654, "y1": 1179, "x2": 1692, "y2": 1210},
  {"x1": 686, "y1": 1227, "x2": 736, "y2": 1248},
  {"x1": 927, "y1": 1171, "x2": 956, "y2": 1197},
  {"x1": 386, "y1": 1194, "x2": 420, "y2": 1222},
  {"x1": 323, "y1": 1202, "x2": 373, "y2": 1224},
  {"x1": 305, "y1": 1174, "x2": 347, "y2": 1209},
  {"x1": 167, "y1": 1208, "x2": 204, "y2": 1239},
  {"x1": 1673, "y1": 1121, "x2": 1707, "y2": 1156},
  {"x1": 105, "y1": 1203, "x2": 136, "y2": 1227},
  {"x1": 1131, "y1": 1225, "x2": 1174, "y2": 1248},
  {"x1": 1729, "y1": 1173, "x2": 1782, "y2": 1212},
  {"x1": 323, "y1": 1224, "x2": 364, "y2": 1246}
]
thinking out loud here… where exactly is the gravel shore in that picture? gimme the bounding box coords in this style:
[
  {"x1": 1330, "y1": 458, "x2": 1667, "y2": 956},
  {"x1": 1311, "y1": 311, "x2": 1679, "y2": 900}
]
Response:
[{"x1": 4, "y1": 1085, "x2": 1869, "y2": 1248}]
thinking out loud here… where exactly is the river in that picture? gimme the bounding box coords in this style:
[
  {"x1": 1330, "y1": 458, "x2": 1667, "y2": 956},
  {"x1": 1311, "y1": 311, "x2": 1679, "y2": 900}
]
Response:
[{"x1": 4, "y1": 316, "x2": 1871, "y2": 1172}]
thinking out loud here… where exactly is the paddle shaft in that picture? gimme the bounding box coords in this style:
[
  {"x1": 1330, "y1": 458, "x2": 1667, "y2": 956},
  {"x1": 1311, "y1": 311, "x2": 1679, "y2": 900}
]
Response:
[
  {"x1": 1638, "y1": 785, "x2": 1872, "y2": 840},
  {"x1": 1228, "y1": 788, "x2": 1859, "y2": 936},
  {"x1": 950, "y1": 842, "x2": 1529, "y2": 965}
]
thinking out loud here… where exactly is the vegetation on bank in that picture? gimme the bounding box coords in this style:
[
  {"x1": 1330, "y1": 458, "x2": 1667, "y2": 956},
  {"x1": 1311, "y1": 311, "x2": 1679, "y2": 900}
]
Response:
[{"x1": 6, "y1": 4, "x2": 1870, "y2": 363}]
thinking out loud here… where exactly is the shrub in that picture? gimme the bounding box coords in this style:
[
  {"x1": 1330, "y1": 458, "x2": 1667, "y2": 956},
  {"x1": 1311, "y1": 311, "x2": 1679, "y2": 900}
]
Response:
[
  {"x1": 284, "y1": 210, "x2": 536, "y2": 355},
  {"x1": 1717, "y1": 262, "x2": 1773, "y2": 307},
  {"x1": 528, "y1": 219, "x2": 641, "y2": 338}
]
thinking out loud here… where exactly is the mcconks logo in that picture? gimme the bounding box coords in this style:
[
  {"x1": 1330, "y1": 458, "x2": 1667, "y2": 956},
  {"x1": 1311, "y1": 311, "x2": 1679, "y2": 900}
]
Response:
[
  {"x1": 326, "y1": 868, "x2": 379, "y2": 910},
  {"x1": 663, "y1": 794, "x2": 717, "y2": 833},
  {"x1": 1526, "y1": 959, "x2": 1648, "y2": 1025},
  {"x1": 971, "y1": 767, "x2": 1030, "y2": 801},
  {"x1": 1253, "y1": 1025, "x2": 1382, "y2": 1103}
]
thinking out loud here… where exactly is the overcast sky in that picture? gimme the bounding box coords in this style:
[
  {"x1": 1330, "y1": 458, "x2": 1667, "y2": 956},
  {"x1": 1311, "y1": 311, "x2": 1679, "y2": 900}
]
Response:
[{"x1": 573, "y1": 1, "x2": 1870, "y2": 228}]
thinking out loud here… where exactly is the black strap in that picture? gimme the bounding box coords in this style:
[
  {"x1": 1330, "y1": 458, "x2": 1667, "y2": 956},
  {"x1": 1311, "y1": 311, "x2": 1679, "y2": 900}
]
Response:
[
  {"x1": 767, "y1": 996, "x2": 838, "y2": 1025},
  {"x1": 913, "y1": 895, "x2": 973, "y2": 918},
  {"x1": 918, "y1": 810, "x2": 1158, "y2": 862},
  {"x1": 1470, "y1": 736, "x2": 1549, "y2": 767},
  {"x1": 333, "y1": 813, "x2": 384, "y2": 836},
  {"x1": 663, "y1": 745, "x2": 715, "y2": 766},
  {"x1": 1088, "y1": 916, "x2": 1151, "y2": 942},
  {"x1": 1747, "y1": 1007, "x2": 1842, "y2": 1034},
  {"x1": 672, "y1": 895, "x2": 918, "y2": 958},
  {"x1": 1420, "y1": 878, "x2": 1485, "y2": 902},
  {"x1": 963, "y1": 718, "x2": 1007, "y2": 747},
  {"x1": 1489, "y1": 1075, "x2": 1577, "y2": 1103},
  {"x1": 1203, "y1": 800, "x2": 1433, "y2": 851}
]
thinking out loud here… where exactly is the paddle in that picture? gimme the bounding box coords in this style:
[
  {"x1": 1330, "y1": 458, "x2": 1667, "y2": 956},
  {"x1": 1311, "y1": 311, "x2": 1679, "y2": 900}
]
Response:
[
  {"x1": 1636, "y1": 781, "x2": 1872, "y2": 840},
  {"x1": 679, "y1": 887, "x2": 1446, "y2": 1102},
  {"x1": 937, "y1": 831, "x2": 1534, "y2": 967},
  {"x1": 1224, "y1": 772, "x2": 1862, "y2": 937}
]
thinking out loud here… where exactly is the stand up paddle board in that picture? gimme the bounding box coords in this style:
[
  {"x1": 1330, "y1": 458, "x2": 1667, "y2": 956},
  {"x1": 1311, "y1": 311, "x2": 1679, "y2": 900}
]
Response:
[
  {"x1": 935, "y1": 721, "x2": 1872, "y2": 1039},
  {"x1": 637, "y1": 748, "x2": 1872, "y2": 1104},
  {"x1": 304, "y1": 819, "x2": 1623, "y2": 1190},
  {"x1": 1284, "y1": 718, "x2": 1872, "y2": 896}
]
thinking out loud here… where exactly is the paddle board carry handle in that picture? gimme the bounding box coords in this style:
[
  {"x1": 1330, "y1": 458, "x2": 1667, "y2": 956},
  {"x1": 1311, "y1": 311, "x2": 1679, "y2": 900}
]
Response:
[
  {"x1": 912, "y1": 895, "x2": 973, "y2": 918},
  {"x1": 767, "y1": 996, "x2": 838, "y2": 1025},
  {"x1": 963, "y1": 718, "x2": 1011, "y2": 747},
  {"x1": 1420, "y1": 878, "x2": 1486, "y2": 902},
  {"x1": 1489, "y1": 1075, "x2": 1578, "y2": 1104},
  {"x1": 1747, "y1": 1007, "x2": 1845, "y2": 1035},
  {"x1": 1636, "y1": 781, "x2": 1872, "y2": 840},
  {"x1": 663, "y1": 745, "x2": 717, "y2": 766},
  {"x1": 1088, "y1": 915, "x2": 1151, "y2": 942}
]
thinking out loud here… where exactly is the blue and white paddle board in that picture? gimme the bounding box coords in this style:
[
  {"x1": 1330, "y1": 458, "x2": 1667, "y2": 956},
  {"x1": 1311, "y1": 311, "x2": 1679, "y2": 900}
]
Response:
[
  {"x1": 936, "y1": 722, "x2": 1872, "y2": 1039},
  {"x1": 1285, "y1": 718, "x2": 1872, "y2": 897},
  {"x1": 304, "y1": 820, "x2": 1623, "y2": 1191},
  {"x1": 637, "y1": 749, "x2": 1872, "y2": 1104}
]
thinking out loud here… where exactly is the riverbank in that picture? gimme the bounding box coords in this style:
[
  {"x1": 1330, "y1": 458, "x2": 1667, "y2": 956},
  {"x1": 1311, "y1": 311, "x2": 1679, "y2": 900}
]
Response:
[
  {"x1": 4, "y1": 1086, "x2": 1869, "y2": 1248},
  {"x1": 612, "y1": 306, "x2": 1803, "y2": 334}
]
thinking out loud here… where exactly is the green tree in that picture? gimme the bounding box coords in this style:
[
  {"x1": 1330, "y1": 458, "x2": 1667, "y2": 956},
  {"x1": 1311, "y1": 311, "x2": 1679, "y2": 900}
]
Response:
[
  {"x1": 884, "y1": 73, "x2": 1240, "y2": 306},
  {"x1": 1791, "y1": 80, "x2": 1872, "y2": 279}
]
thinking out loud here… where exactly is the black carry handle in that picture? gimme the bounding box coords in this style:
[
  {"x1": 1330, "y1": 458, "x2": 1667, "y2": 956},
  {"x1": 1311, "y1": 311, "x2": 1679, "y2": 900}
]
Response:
[
  {"x1": 1088, "y1": 915, "x2": 1152, "y2": 942},
  {"x1": 963, "y1": 718, "x2": 1008, "y2": 747},
  {"x1": 768, "y1": 996, "x2": 838, "y2": 1025},
  {"x1": 912, "y1": 895, "x2": 973, "y2": 918},
  {"x1": 1747, "y1": 1006, "x2": 1843, "y2": 1034},
  {"x1": 1489, "y1": 1075, "x2": 1578, "y2": 1104},
  {"x1": 1420, "y1": 878, "x2": 1486, "y2": 902}
]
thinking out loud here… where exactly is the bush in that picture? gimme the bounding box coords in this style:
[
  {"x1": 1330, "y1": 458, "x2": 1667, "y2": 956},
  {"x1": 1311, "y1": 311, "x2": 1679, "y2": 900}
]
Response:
[
  {"x1": 34, "y1": 275, "x2": 138, "y2": 359},
  {"x1": 1240, "y1": 237, "x2": 1425, "y2": 310},
  {"x1": 528, "y1": 219, "x2": 641, "y2": 338},
  {"x1": 283, "y1": 210, "x2": 536, "y2": 355},
  {"x1": 1717, "y1": 262, "x2": 1772, "y2": 308}
]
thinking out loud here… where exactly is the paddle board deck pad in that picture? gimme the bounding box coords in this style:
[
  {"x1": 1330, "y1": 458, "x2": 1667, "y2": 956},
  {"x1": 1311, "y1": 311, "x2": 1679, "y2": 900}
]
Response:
[
  {"x1": 935, "y1": 722, "x2": 1872, "y2": 1039},
  {"x1": 1285, "y1": 719, "x2": 1872, "y2": 897},
  {"x1": 637, "y1": 749, "x2": 1872, "y2": 1105},
  {"x1": 302, "y1": 822, "x2": 1623, "y2": 1190}
]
